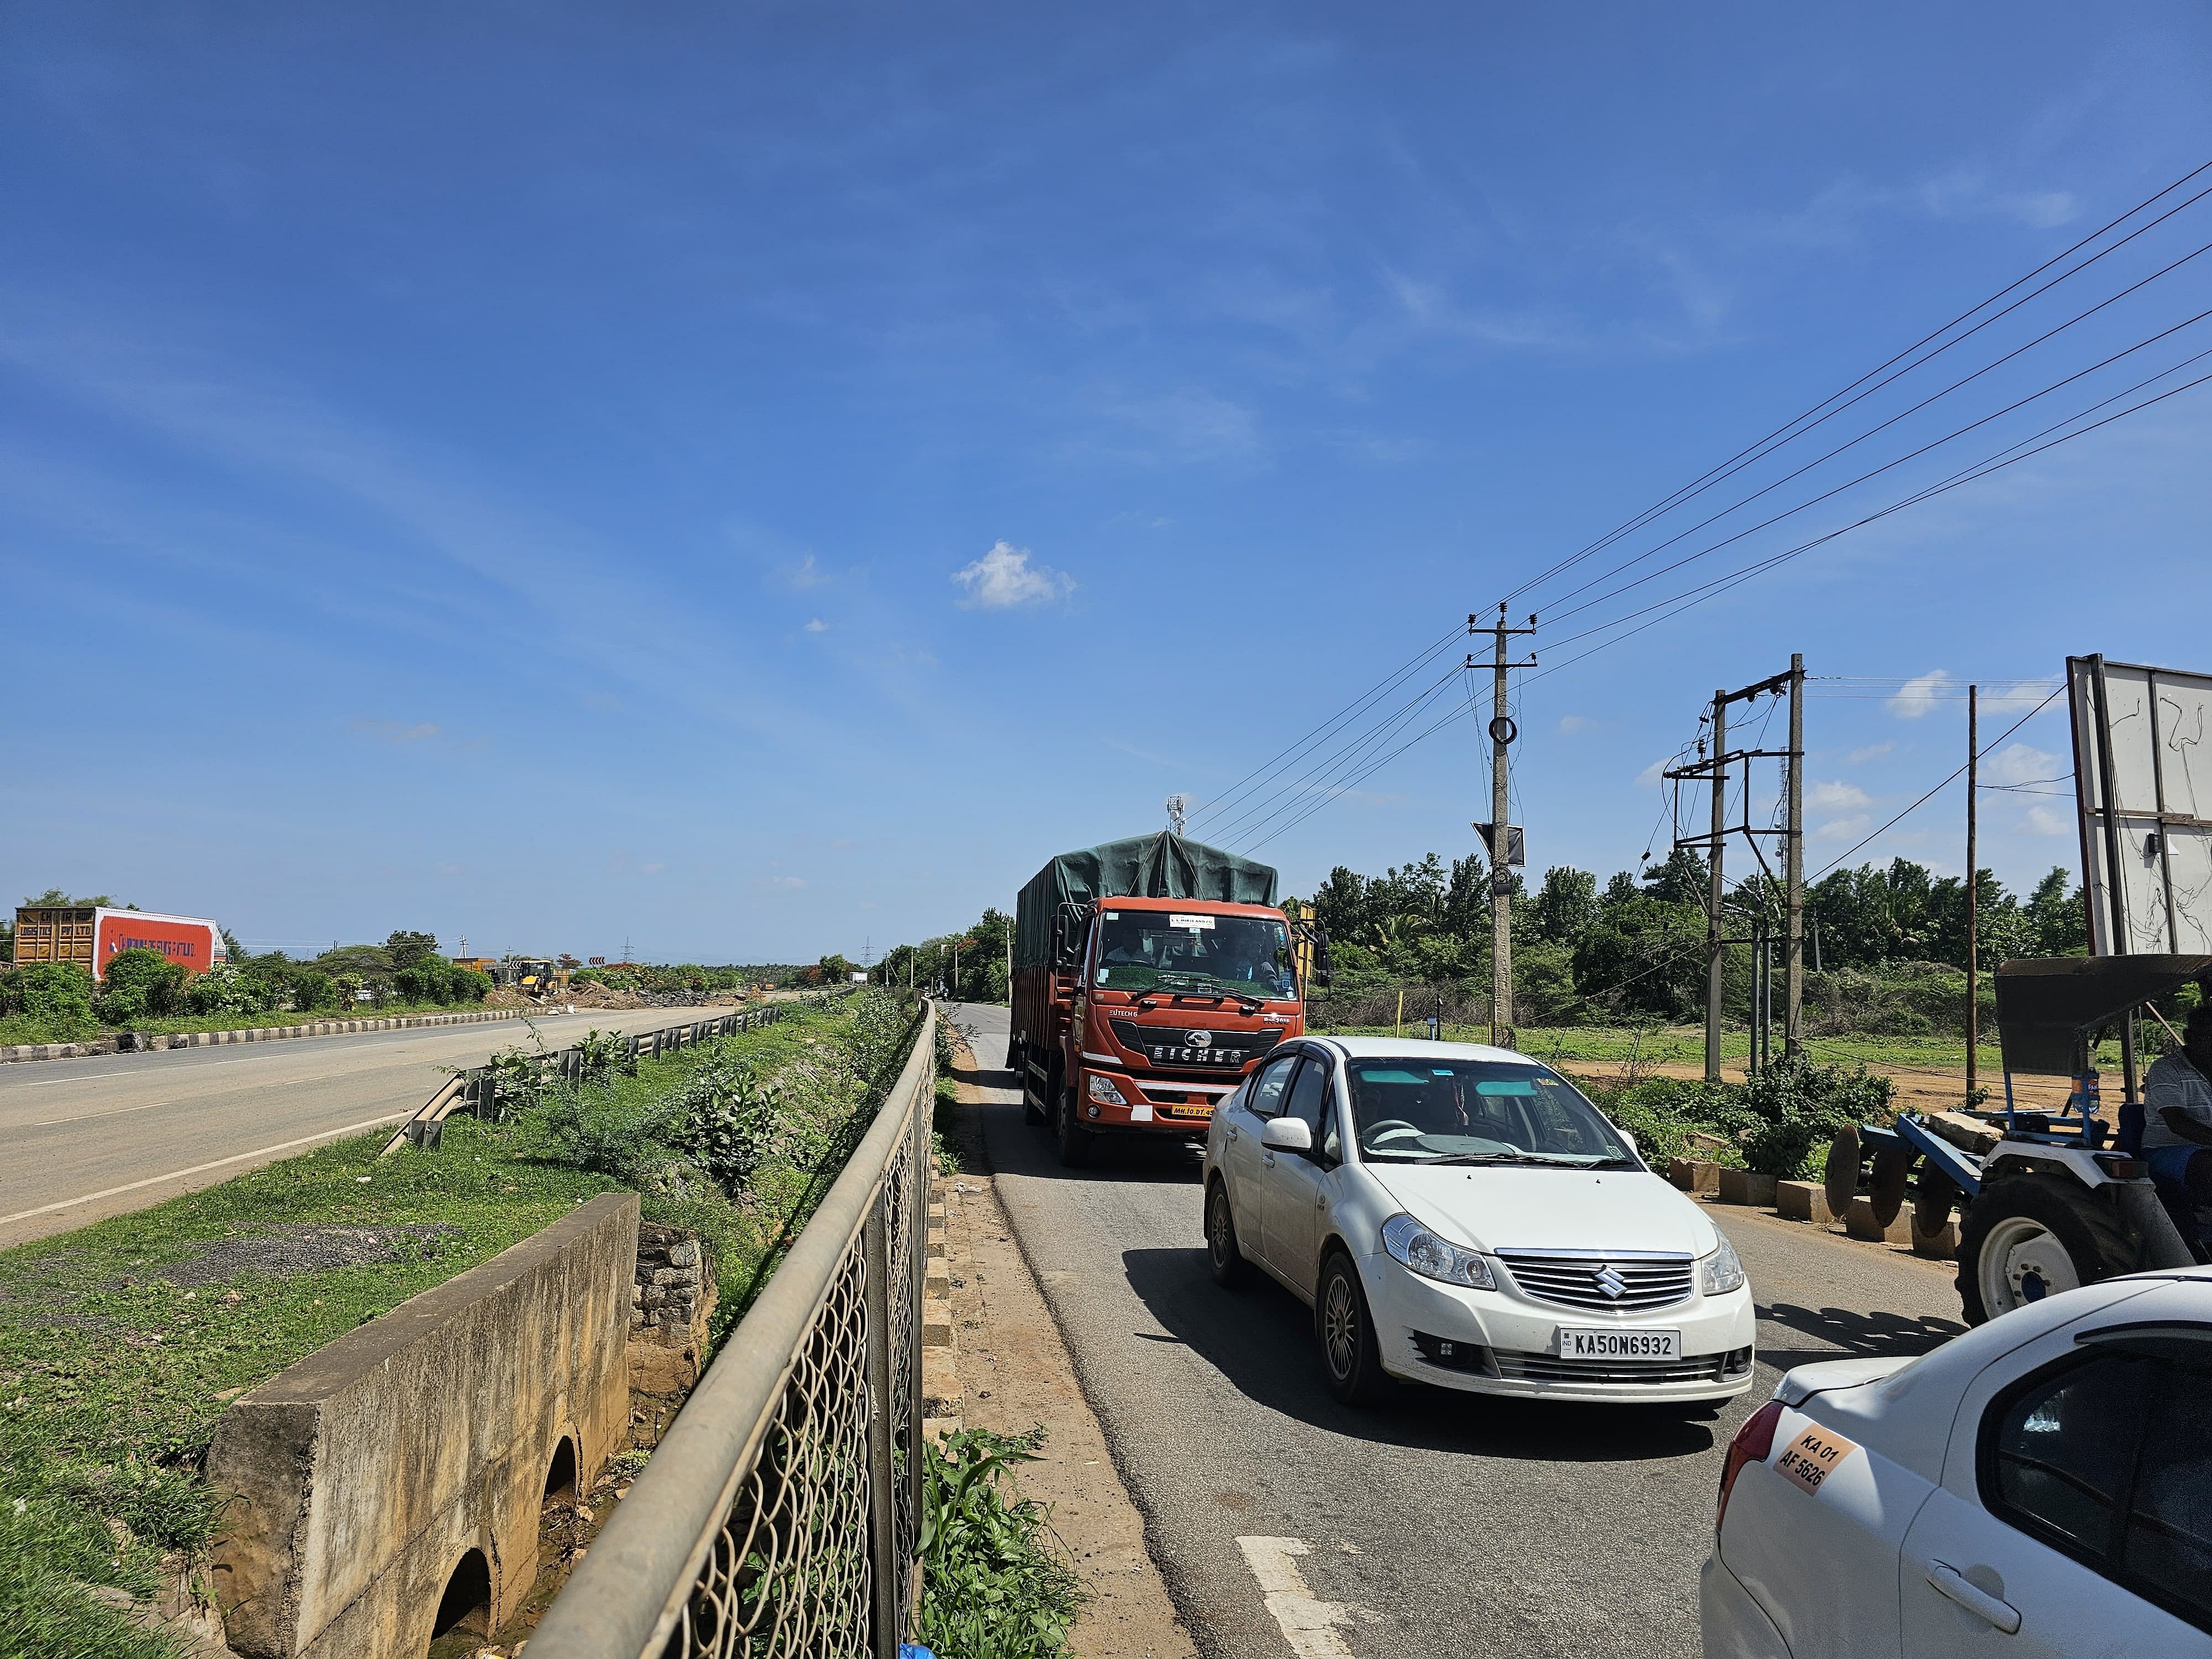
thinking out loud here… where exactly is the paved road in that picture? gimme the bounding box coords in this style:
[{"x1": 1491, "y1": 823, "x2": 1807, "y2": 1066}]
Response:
[
  {"x1": 0, "y1": 1006, "x2": 737, "y2": 1246},
  {"x1": 946, "y1": 1004, "x2": 1968, "y2": 1659}
]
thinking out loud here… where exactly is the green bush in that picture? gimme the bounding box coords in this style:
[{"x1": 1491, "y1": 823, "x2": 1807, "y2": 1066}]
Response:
[
  {"x1": 1735, "y1": 1059, "x2": 1894, "y2": 1178},
  {"x1": 92, "y1": 949, "x2": 186, "y2": 1026},
  {"x1": 184, "y1": 963, "x2": 270, "y2": 1016},
  {"x1": 917, "y1": 1428, "x2": 1084, "y2": 1659},
  {"x1": 0, "y1": 961, "x2": 97, "y2": 1026}
]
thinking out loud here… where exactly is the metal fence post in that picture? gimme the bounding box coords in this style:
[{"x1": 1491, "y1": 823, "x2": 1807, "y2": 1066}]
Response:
[{"x1": 864, "y1": 1197, "x2": 899, "y2": 1659}]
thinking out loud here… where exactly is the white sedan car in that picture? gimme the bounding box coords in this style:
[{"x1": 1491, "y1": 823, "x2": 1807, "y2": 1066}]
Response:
[
  {"x1": 1202, "y1": 1036, "x2": 1756, "y2": 1406},
  {"x1": 1704, "y1": 1264, "x2": 2212, "y2": 1657}
]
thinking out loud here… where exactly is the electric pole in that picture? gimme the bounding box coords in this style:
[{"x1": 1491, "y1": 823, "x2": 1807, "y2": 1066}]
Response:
[
  {"x1": 1707, "y1": 690, "x2": 1727, "y2": 1084},
  {"x1": 1785, "y1": 653, "x2": 1806, "y2": 1060},
  {"x1": 1474, "y1": 606, "x2": 1536, "y2": 1048},
  {"x1": 1966, "y1": 682, "x2": 1979, "y2": 1102}
]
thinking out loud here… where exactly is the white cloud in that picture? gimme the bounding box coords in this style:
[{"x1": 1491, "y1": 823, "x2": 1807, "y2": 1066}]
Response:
[
  {"x1": 641, "y1": 861, "x2": 666, "y2": 875},
  {"x1": 1814, "y1": 813, "x2": 1872, "y2": 842},
  {"x1": 1557, "y1": 714, "x2": 1595, "y2": 734},
  {"x1": 804, "y1": 618, "x2": 827, "y2": 633},
  {"x1": 763, "y1": 874, "x2": 806, "y2": 890},
  {"x1": 1809, "y1": 780, "x2": 1872, "y2": 810},
  {"x1": 783, "y1": 552, "x2": 828, "y2": 591},
  {"x1": 1635, "y1": 758, "x2": 1669, "y2": 789},
  {"x1": 1889, "y1": 670, "x2": 1953, "y2": 719},
  {"x1": 952, "y1": 541, "x2": 1074, "y2": 609},
  {"x1": 1987, "y1": 743, "x2": 2065, "y2": 787},
  {"x1": 1848, "y1": 742, "x2": 1893, "y2": 764},
  {"x1": 2026, "y1": 805, "x2": 2073, "y2": 836}
]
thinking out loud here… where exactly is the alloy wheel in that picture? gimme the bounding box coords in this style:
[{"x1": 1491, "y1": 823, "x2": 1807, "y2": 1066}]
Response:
[{"x1": 1323, "y1": 1272, "x2": 1358, "y2": 1379}]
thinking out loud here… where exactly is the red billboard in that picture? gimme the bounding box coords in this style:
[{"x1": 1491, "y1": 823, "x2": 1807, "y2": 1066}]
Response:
[{"x1": 93, "y1": 909, "x2": 223, "y2": 980}]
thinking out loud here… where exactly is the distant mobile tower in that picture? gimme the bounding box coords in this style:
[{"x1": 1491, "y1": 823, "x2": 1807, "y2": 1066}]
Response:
[{"x1": 1165, "y1": 794, "x2": 1190, "y2": 836}]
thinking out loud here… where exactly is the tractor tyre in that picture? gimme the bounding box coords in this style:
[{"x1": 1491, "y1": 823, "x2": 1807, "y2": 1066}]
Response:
[
  {"x1": 1056, "y1": 1088, "x2": 1093, "y2": 1168},
  {"x1": 1824, "y1": 1125, "x2": 1863, "y2": 1220},
  {"x1": 1956, "y1": 1176, "x2": 2138, "y2": 1326},
  {"x1": 1868, "y1": 1147, "x2": 1912, "y2": 1228}
]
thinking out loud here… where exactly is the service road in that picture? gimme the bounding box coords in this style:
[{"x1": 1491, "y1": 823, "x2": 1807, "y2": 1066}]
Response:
[{"x1": 947, "y1": 1003, "x2": 1968, "y2": 1659}]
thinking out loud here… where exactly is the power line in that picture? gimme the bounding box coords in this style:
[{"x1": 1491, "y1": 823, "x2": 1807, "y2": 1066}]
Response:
[{"x1": 1501, "y1": 160, "x2": 2212, "y2": 608}]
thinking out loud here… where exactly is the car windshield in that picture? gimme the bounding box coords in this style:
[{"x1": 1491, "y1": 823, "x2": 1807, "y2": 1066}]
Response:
[
  {"x1": 1343, "y1": 1058, "x2": 1637, "y2": 1166},
  {"x1": 1092, "y1": 910, "x2": 1296, "y2": 1000}
]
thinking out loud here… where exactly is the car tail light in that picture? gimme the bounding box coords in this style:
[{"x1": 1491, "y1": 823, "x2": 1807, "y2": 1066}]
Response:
[{"x1": 1716, "y1": 1400, "x2": 1785, "y2": 1535}]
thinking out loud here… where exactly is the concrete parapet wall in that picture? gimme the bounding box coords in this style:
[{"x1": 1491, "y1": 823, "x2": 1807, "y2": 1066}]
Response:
[
  {"x1": 1, "y1": 1008, "x2": 521, "y2": 1065},
  {"x1": 207, "y1": 1192, "x2": 640, "y2": 1657}
]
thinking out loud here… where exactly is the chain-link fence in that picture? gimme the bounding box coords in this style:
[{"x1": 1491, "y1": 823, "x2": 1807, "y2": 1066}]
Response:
[{"x1": 527, "y1": 1001, "x2": 935, "y2": 1659}]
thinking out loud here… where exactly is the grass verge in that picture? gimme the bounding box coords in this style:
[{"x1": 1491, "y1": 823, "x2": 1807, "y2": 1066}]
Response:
[
  {"x1": 918, "y1": 1428, "x2": 1085, "y2": 1659},
  {"x1": 0, "y1": 992, "x2": 909, "y2": 1657}
]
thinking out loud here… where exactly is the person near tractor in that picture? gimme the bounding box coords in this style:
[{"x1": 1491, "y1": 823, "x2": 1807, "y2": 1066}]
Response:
[{"x1": 2141, "y1": 1003, "x2": 2212, "y2": 1204}]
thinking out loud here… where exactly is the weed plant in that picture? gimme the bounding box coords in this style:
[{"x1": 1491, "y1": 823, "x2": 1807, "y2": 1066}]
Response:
[{"x1": 917, "y1": 1428, "x2": 1084, "y2": 1659}]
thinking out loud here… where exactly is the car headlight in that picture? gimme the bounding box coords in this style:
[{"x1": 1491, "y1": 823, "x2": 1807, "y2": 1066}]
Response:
[
  {"x1": 1087, "y1": 1073, "x2": 1128, "y2": 1106},
  {"x1": 1381, "y1": 1213, "x2": 1495, "y2": 1290},
  {"x1": 1699, "y1": 1234, "x2": 1745, "y2": 1296}
]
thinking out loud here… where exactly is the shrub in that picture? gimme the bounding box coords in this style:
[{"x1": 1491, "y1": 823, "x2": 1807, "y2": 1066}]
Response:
[
  {"x1": 917, "y1": 1428, "x2": 1084, "y2": 1659},
  {"x1": 184, "y1": 964, "x2": 270, "y2": 1016},
  {"x1": 92, "y1": 948, "x2": 186, "y2": 1025},
  {"x1": 674, "y1": 1055, "x2": 785, "y2": 1190},
  {"x1": 1735, "y1": 1059, "x2": 1894, "y2": 1178},
  {"x1": 0, "y1": 961, "x2": 95, "y2": 1022}
]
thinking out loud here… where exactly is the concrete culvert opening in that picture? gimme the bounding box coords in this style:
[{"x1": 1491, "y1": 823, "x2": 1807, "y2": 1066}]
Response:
[
  {"x1": 544, "y1": 1435, "x2": 577, "y2": 1506},
  {"x1": 430, "y1": 1548, "x2": 492, "y2": 1645}
]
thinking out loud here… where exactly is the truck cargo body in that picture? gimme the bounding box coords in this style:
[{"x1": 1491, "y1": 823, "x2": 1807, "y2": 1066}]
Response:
[
  {"x1": 13, "y1": 906, "x2": 227, "y2": 980},
  {"x1": 1008, "y1": 834, "x2": 1317, "y2": 1162}
]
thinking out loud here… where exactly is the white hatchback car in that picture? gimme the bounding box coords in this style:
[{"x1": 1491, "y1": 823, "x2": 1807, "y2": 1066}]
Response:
[
  {"x1": 1704, "y1": 1265, "x2": 2212, "y2": 1658},
  {"x1": 1202, "y1": 1036, "x2": 1756, "y2": 1406}
]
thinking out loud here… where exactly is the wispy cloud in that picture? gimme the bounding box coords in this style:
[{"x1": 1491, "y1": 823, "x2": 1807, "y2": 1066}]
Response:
[
  {"x1": 804, "y1": 618, "x2": 828, "y2": 633},
  {"x1": 1987, "y1": 742, "x2": 2065, "y2": 787},
  {"x1": 1889, "y1": 670, "x2": 1953, "y2": 719},
  {"x1": 1557, "y1": 714, "x2": 1595, "y2": 734},
  {"x1": 351, "y1": 717, "x2": 440, "y2": 744},
  {"x1": 1635, "y1": 758, "x2": 1669, "y2": 789},
  {"x1": 1809, "y1": 779, "x2": 1871, "y2": 810},
  {"x1": 782, "y1": 552, "x2": 830, "y2": 591},
  {"x1": 1814, "y1": 813, "x2": 1872, "y2": 841},
  {"x1": 952, "y1": 540, "x2": 1074, "y2": 609},
  {"x1": 1847, "y1": 742, "x2": 1894, "y2": 764}
]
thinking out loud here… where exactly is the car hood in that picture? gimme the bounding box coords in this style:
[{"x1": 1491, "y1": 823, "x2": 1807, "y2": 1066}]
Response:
[{"x1": 1364, "y1": 1164, "x2": 1718, "y2": 1256}]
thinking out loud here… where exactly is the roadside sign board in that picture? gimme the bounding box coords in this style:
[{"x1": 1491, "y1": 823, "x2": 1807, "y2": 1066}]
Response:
[{"x1": 2068, "y1": 655, "x2": 2212, "y2": 955}]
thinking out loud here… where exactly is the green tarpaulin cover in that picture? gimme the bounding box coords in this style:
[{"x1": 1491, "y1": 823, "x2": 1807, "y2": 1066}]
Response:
[{"x1": 1014, "y1": 833, "x2": 1279, "y2": 970}]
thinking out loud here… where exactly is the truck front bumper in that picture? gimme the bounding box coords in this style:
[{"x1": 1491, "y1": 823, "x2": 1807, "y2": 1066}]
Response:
[{"x1": 1075, "y1": 1065, "x2": 1230, "y2": 1135}]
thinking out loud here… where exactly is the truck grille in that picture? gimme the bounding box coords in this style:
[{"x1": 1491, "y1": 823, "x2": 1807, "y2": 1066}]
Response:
[
  {"x1": 1494, "y1": 1251, "x2": 1694, "y2": 1312},
  {"x1": 1108, "y1": 1021, "x2": 1282, "y2": 1071}
]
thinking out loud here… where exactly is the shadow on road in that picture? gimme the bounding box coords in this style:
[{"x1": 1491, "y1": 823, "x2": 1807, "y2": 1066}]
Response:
[
  {"x1": 1760, "y1": 1300, "x2": 1965, "y2": 1360},
  {"x1": 1122, "y1": 1244, "x2": 1720, "y2": 1462}
]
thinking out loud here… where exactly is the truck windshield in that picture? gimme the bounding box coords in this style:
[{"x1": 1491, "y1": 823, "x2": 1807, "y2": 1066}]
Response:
[
  {"x1": 1344, "y1": 1059, "x2": 1637, "y2": 1167},
  {"x1": 1092, "y1": 911, "x2": 1296, "y2": 1000}
]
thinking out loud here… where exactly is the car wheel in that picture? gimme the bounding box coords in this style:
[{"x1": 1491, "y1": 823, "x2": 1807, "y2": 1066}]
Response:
[
  {"x1": 1055, "y1": 1089, "x2": 1092, "y2": 1168},
  {"x1": 1317, "y1": 1251, "x2": 1394, "y2": 1406},
  {"x1": 1206, "y1": 1180, "x2": 1254, "y2": 1288},
  {"x1": 1957, "y1": 1176, "x2": 2137, "y2": 1324}
]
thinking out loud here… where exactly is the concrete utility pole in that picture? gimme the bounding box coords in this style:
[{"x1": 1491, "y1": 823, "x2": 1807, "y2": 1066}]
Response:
[
  {"x1": 1706, "y1": 691, "x2": 1728, "y2": 1084},
  {"x1": 1966, "y1": 682, "x2": 1979, "y2": 1102},
  {"x1": 1477, "y1": 606, "x2": 1537, "y2": 1048},
  {"x1": 1785, "y1": 653, "x2": 1806, "y2": 1060}
]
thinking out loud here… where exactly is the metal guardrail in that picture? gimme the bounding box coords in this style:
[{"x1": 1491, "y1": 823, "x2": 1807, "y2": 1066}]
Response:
[{"x1": 528, "y1": 1000, "x2": 936, "y2": 1659}]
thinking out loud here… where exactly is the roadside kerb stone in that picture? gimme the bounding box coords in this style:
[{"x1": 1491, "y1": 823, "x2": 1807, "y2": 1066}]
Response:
[
  {"x1": 1844, "y1": 1194, "x2": 1916, "y2": 1245},
  {"x1": 205, "y1": 1192, "x2": 639, "y2": 1658},
  {"x1": 1, "y1": 1008, "x2": 520, "y2": 1065},
  {"x1": 1716, "y1": 1168, "x2": 1777, "y2": 1207},
  {"x1": 1775, "y1": 1180, "x2": 1834, "y2": 1224}
]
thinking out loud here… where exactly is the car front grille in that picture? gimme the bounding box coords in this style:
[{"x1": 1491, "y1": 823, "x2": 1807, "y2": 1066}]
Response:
[
  {"x1": 1490, "y1": 1345, "x2": 1753, "y2": 1386},
  {"x1": 1494, "y1": 1250, "x2": 1695, "y2": 1312}
]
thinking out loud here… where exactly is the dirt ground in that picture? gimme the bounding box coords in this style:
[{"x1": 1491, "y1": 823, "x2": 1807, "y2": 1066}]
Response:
[
  {"x1": 941, "y1": 1036, "x2": 1202, "y2": 1659},
  {"x1": 1547, "y1": 1053, "x2": 2075, "y2": 1117}
]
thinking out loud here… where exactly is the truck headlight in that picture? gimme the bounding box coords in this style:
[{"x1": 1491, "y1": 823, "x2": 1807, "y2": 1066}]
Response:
[
  {"x1": 1087, "y1": 1073, "x2": 1128, "y2": 1106},
  {"x1": 1381, "y1": 1213, "x2": 1494, "y2": 1290},
  {"x1": 1699, "y1": 1234, "x2": 1745, "y2": 1296}
]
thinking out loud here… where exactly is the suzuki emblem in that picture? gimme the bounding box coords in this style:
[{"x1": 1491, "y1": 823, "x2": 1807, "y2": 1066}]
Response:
[
  {"x1": 1185, "y1": 1030, "x2": 1212, "y2": 1047},
  {"x1": 1594, "y1": 1265, "x2": 1628, "y2": 1300}
]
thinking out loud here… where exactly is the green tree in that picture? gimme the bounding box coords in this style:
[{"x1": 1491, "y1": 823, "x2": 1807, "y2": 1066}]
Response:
[
  {"x1": 2025, "y1": 866, "x2": 2088, "y2": 954},
  {"x1": 1530, "y1": 866, "x2": 1599, "y2": 945},
  {"x1": 384, "y1": 931, "x2": 440, "y2": 971}
]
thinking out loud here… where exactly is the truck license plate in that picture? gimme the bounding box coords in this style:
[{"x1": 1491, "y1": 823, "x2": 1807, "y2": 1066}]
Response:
[{"x1": 1557, "y1": 1328, "x2": 1681, "y2": 1360}]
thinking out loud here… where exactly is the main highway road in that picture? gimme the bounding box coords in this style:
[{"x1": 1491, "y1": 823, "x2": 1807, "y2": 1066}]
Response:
[
  {"x1": 946, "y1": 1004, "x2": 1970, "y2": 1659},
  {"x1": 0, "y1": 1005, "x2": 735, "y2": 1247}
]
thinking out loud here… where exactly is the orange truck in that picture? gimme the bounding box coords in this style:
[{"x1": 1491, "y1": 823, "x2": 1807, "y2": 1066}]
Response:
[
  {"x1": 1008, "y1": 832, "x2": 1328, "y2": 1166},
  {"x1": 13, "y1": 905, "x2": 227, "y2": 980}
]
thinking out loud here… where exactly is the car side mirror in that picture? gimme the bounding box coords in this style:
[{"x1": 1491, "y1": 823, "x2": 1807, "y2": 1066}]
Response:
[
  {"x1": 1260, "y1": 1117, "x2": 1313, "y2": 1154},
  {"x1": 1618, "y1": 1129, "x2": 1637, "y2": 1154}
]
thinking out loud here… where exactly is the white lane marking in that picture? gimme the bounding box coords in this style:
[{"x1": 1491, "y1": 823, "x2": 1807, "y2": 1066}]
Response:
[
  {"x1": 24, "y1": 1099, "x2": 175, "y2": 1129},
  {"x1": 0, "y1": 1109, "x2": 412, "y2": 1229},
  {"x1": 1237, "y1": 1536, "x2": 1357, "y2": 1659}
]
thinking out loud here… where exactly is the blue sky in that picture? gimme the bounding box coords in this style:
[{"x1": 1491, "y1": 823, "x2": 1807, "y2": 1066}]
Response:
[{"x1": 4, "y1": 3, "x2": 2209, "y2": 962}]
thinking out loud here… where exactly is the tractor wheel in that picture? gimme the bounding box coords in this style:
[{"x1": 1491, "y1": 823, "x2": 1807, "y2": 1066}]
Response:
[
  {"x1": 1956, "y1": 1176, "x2": 2138, "y2": 1325},
  {"x1": 1868, "y1": 1147, "x2": 1912, "y2": 1228},
  {"x1": 1824, "y1": 1125, "x2": 1863, "y2": 1220},
  {"x1": 1055, "y1": 1088, "x2": 1093, "y2": 1168}
]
